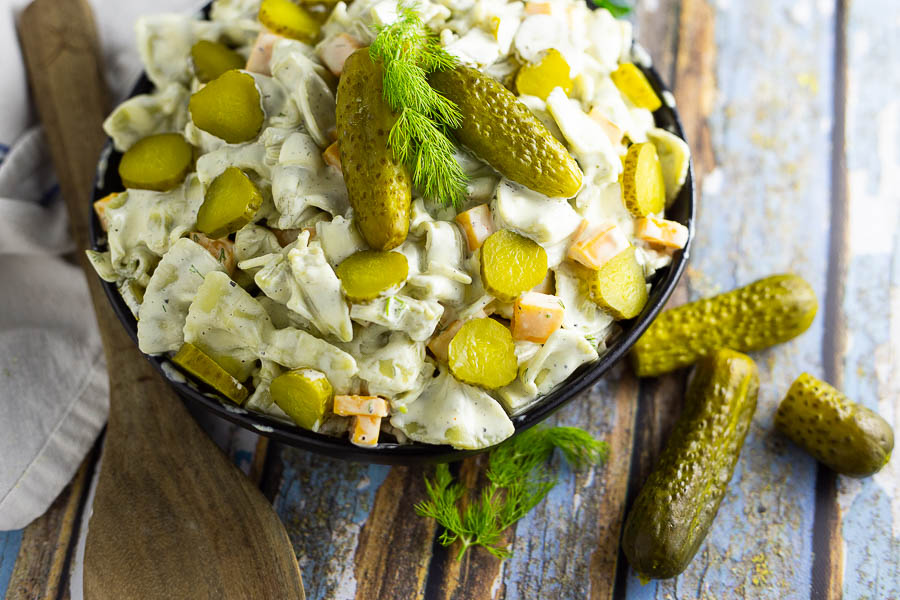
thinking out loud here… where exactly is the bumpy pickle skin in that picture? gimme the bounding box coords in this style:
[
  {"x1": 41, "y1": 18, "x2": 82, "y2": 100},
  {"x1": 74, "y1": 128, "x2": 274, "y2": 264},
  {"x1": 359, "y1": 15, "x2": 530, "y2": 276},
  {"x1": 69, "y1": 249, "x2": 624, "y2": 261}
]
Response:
[
  {"x1": 172, "y1": 342, "x2": 249, "y2": 405},
  {"x1": 621, "y1": 142, "x2": 665, "y2": 217},
  {"x1": 336, "y1": 49, "x2": 412, "y2": 250},
  {"x1": 270, "y1": 368, "x2": 334, "y2": 431},
  {"x1": 336, "y1": 250, "x2": 409, "y2": 302},
  {"x1": 622, "y1": 349, "x2": 759, "y2": 580},
  {"x1": 630, "y1": 274, "x2": 819, "y2": 378},
  {"x1": 196, "y1": 167, "x2": 263, "y2": 239},
  {"x1": 480, "y1": 229, "x2": 548, "y2": 302},
  {"x1": 448, "y1": 318, "x2": 518, "y2": 389},
  {"x1": 118, "y1": 133, "x2": 194, "y2": 192},
  {"x1": 576, "y1": 246, "x2": 648, "y2": 320},
  {"x1": 190, "y1": 40, "x2": 245, "y2": 83},
  {"x1": 188, "y1": 70, "x2": 264, "y2": 144},
  {"x1": 258, "y1": 0, "x2": 321, "y2": 43},
  {"x1": 610, "y1": 63, "x2": 662, "y2": 111},
  {"x1": 515, "y1": 48, "x2": 573, "y2": 101},
  {"x1": 430, "y1": 65, "x2": 582, "y2": 198},
  {"x1": 776, "y1": 373, "x2": 893, "y2": 477}
]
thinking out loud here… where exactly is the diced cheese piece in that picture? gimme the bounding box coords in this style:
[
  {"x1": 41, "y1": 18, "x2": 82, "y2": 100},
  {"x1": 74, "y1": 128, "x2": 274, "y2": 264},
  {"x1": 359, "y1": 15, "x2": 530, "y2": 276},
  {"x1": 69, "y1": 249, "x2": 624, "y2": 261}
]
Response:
[
  {"x1": 316, "y1": 33, "x2": 361, "y2": 76},
  {"x1": 93, "y1": 192, "x2": 120, "y2": 232},
  {"x1": 455, "y1": 204, "x2": 495, "y2": 251},
  {"x1": 351, "y1": 415, "x2": 381, "y2": 447},
  {"x1": 511, "y1": 291, "x2": 565, "y2": 343},
  {"x1": 427, "y1": 320, "x2": 465, "y2": 364},
  {"x1": 567, "y1": 220, "x2": 630, "y2": 270},
  {"x1": 322, "y1": 140, "x2": 341, "y2": 170},
  {"x1": 635, "y1": 216, "x2": 689, "y2": 249},
  {"x1": 525, "y1": 2, "x2": 553, "y2": 15},
  {"x1": 588, "y1": 107, "x2": 624, "y2": 146},
  {"x1": 334, "y1": 395, "x2": 389, "y2": 417},
  {"x1": 245, "y1": 31, "x2": 283, "y2": 76},
  {"x1": 188, "y1": 232, "x2": 236, "y2": 276}
]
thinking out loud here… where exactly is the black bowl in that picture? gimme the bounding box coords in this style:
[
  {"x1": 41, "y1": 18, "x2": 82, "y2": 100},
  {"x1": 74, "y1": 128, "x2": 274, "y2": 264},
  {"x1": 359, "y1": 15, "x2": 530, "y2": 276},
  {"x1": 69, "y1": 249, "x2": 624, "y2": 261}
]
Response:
[{"x1": 91, "y1": 34, "x2": 693, "y2": 464}]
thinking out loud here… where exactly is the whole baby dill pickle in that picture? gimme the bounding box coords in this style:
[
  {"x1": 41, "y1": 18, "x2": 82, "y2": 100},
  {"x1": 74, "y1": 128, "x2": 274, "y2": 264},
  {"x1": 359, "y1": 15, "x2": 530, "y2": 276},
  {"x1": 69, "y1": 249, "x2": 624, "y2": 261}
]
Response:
[
  {"x1": 430, "y1": 65, "x2": 582, "y2": 198},
  {"x1": 622, "y1": 349, "x2": 759, "y2": 580},
  {"x1": 630, "y1": 274, "x2": 818, "y2": 377},
  {"x1": 336, "y1": 49, "x2": 412, "y2": 250},
  {"x1": 775, "y1": 373, "x2": 893, "y2": 477}
]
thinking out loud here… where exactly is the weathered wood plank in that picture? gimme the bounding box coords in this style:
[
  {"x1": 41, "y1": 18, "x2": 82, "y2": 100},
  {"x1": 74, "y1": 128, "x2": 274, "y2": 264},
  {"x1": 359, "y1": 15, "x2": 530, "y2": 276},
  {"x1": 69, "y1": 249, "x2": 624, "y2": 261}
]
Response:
[
  {"x1": 622, "y1": 0, "x2": 837, "y2": 596},
  {"x1": 833, "y1": 0, "x2": 900, "y2": 596}
]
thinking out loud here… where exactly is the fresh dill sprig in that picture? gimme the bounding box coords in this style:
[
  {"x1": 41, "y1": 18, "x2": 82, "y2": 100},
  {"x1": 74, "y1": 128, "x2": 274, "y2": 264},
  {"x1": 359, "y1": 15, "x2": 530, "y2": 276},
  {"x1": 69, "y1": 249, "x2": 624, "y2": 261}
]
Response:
[
  {"x1": 369, "y1": 4, "x2": 468, "y2": 207},
  {"x1": 591, "y1": 0, "x2": 632, "y2": 18},
  {"x1": 415, "y1": 426, "x2": 609, "y2": 560}
]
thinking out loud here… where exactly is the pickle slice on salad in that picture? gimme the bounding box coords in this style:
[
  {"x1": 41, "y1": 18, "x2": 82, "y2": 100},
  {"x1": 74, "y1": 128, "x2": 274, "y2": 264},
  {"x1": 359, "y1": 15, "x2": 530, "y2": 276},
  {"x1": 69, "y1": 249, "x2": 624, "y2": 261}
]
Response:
[
  {"x1": 610, "y1": 63, "x2": 662, "y2": 111},
  {"x1": 118, "y1": 133, "x2": 193, "y2": 192},
  {"x1": 258, "y1": 0, "x2": 321, "y2": 43},
  {"x1": 579, "y1": 246, "x2": 648, "y2": 320},
  {"x1": 480, "y1": 229, "x2": 548, "y2": 302},
  {"x1": 188, "y1": 70, "x2": 264, "y2": 144},
  {"x1": 196, "y1": 167, "x2": 263, "y2": 239},
  {"x1": 448, "y1": 318, "x2": 518, "y2": 389},
  {"x1": 336, "y1": 250, "x2": 409, "y2": 302},
  {"x1": 270, "y1": 368, "x2": 334, "y2": 431},
  {"x1": 190, "y1": 40, "x2": 245, "y2": 83},
  {"x1": 621, "y1": 142, "x2": 665, "y2": 217},
  {"x1": 172, "y1": 342, "x2": 249, "y2": 405},
  {"x1": 515, "y1": 48, "x2": 573, "y2": 101}
]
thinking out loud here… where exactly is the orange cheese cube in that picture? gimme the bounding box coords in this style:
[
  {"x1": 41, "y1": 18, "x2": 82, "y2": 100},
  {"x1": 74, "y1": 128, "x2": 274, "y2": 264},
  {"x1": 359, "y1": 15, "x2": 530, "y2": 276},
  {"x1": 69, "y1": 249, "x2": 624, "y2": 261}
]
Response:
[
  {"x1": 567, "y1": 221, "x2": 631, "y2": 270},
  {"x1": 245, "y1": 31, "x2": 283, "y2": 76},
  {"x1": 588, "y1": 107, "x2": 624, "y2": 146},
  {"x1": 93, "y1": 192, "x2": 120, "y2": 232},
  {"x1": 189, "y1": 232, "x2": 236, "y2": 275},
  {"x1": 525, "y1": 1, "x2": 553, "y2": 14},
  {"x1": 427, "y1": 320, "x2": 466, "y2": 364},
  {"x1": 511, "y1": 292, "x2": 565, "y2": 343},
  {"x1": 316, "y1": 33, "x2": 361, "y2": 76},
  {"x1": 322, "y1": 141, "x2": 341, "y2": 170},
  {"x1": 635, "y1": 216, "x2": 689, "y2": 249},
  {"x1": 334, "y1": 395, "x2": 389, "y2": 417},
  {"x1": 350, "y1": 415, "x2": 381, "y2": 447},
  {"x1": 455, "y1": 204, "x2": 495, "y2": 252}
]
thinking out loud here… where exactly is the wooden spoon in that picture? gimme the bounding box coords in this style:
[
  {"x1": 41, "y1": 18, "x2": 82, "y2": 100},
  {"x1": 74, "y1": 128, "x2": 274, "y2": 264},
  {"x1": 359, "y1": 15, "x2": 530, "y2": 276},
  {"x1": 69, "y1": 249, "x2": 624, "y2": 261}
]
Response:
[{"x1": 18, "y1": 1, "x2": 305, "y2": 597}]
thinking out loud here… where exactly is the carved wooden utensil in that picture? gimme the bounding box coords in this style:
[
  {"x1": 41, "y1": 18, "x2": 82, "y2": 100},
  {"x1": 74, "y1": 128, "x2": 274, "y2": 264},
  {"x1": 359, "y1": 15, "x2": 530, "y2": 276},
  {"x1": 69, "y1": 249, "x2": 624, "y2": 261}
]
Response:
[{"x1": 18, "y1": 0, "x2": 305, "y2": 597}]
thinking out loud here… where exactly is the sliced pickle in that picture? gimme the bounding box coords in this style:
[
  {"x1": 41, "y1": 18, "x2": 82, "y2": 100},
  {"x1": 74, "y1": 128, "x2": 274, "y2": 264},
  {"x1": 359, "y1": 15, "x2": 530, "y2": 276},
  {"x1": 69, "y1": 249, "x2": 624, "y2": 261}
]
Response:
[
  {"x1": 481, "y1": 229, "x2": 548, "y2": 302},
  {"x1": 270, "y1": 368, "x2": 334, "y2": 431},
  {"x1": 621, "y1": 142, "x2": 665, "y2": 217},
  {"x1": 189, "y1": 70, "x2": 264, "y2": 144},
  {"x1": 118, "y1": 133, "x2": 193, "y2": 191},
  {"x1": 196, "y1": 167, "x2": 263, "y2": 239},
  {"x1": 610, "y1": 63, "x2": 662, "y2": 111},
  {"x1": 258, "y1": 0, "x2": 321, "y2": 43},
  {"x1": 579, "y1": 247, "x2": 648, "y2": 320},
  {"x1": 172, "y1": 342, "x2": 249, "y2": 405},
  {"x1": 448, "y1": 318, "x2": 518, "y2": 389},
  {"x1": 336, "y1": 250, "x2": 409, "y2": 302},
  {"x1": 190, "y1": 40, "x2": 246, "y2": 83},
  {"x1": 515, "y1": 49, "x2": 573, "y2": 101}
]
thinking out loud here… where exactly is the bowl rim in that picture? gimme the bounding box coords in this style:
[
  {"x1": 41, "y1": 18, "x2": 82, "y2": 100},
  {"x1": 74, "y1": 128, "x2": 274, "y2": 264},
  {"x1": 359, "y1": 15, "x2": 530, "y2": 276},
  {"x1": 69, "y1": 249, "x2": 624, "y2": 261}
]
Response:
[{"x1": 90, "y1": 34, "x2": 694, "y2": 465}]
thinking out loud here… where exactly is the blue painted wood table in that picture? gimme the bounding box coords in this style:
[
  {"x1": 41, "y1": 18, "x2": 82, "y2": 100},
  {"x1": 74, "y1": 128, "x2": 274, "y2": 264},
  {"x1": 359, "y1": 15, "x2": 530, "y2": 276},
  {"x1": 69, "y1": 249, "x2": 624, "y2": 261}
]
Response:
[{"x1": 1, "y1": 0, "x2": 898, "y2": 597}]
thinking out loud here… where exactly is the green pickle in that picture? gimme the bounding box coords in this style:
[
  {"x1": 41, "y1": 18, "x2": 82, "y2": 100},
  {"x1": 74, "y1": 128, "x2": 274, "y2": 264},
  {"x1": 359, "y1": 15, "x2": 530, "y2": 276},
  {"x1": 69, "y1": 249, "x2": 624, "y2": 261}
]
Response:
[
  {"x1": 621, "y1": 142, "x2": 665, "y2": 217},
  {"x1": 190, "y1": 40, "x2": 245, "y2": 83},
  {"x1": 258, "y1": 0, "x2": 321, "y2": 43},
  {"x1": 514, "y1": 48, "x2": 573, "y2": 100},
  {"x1": 172, "y1": 342, "x2": 249, "y2": 405},
  {"x1": 336, "y1": 49, "x2": 412, "y2": 250},
  {"x1": 480, "y1": 229, "x2": 548, "y2": 302},
  {"x1": 196, "y1": 167, "x2": 263, "y2": 239},
  {"x1": 336, "y1": 250, "x2": 409, "y2": 302},
  {"x1": 270, "y1": 368, "x2": 334, "y2": 431},
  {"x1": 622, "y1": 349, "x2": 759, "y2": 580},
  {"x1": 776, "y1": 373, "x2": 893, "y2": 477},
  {"x1": 448, "y1": 318, "x2": 518, "y2": 389},
  {"x1": 189, "y1": 70, "x2": 264, "y2": 144},
  {"x1": 430, "y1": 65, "x2": 583, "y2": 198},
  {"x1": 610, "y1": 63, "x2": 662, "y2": 111},
  {"x1": 630, "y1": 274, "x2": 818, "y2": 377},
  {"x1": 118, "y1": 133, "x2": 193, "y2": 191},
  {"x1": 578, "y1": 247, "x2": 648, "y2": 320}
]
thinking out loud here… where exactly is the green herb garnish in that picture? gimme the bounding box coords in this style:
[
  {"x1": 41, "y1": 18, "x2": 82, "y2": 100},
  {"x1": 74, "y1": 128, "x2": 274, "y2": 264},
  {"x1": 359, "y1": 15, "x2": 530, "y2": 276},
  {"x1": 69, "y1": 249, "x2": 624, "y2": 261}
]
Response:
[
  {"x1": 370, "y1": 4, "x2": 467, "y2": 207},
  {"x1": 415, "y1": 426, "x2": 609, "y2": 560},
  {"x1": 592, "y1": 0, "x2": 632, "y2": 18}
]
